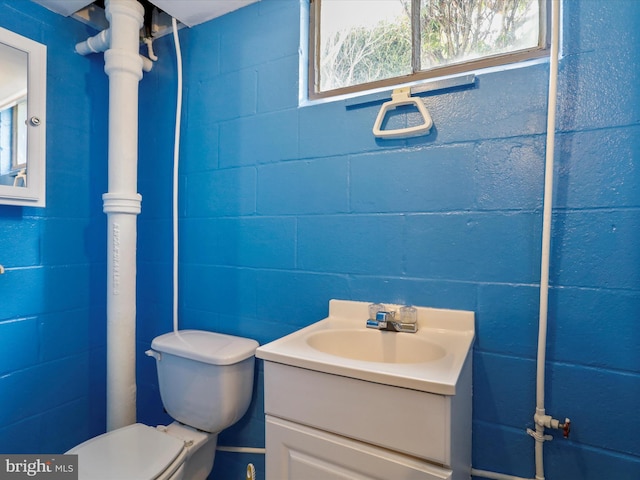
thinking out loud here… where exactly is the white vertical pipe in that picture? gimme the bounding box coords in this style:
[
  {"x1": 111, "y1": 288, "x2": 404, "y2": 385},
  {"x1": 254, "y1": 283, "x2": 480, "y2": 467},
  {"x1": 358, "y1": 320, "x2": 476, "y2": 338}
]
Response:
[
  {"x1": 471, "y1": 469, "x2": 533, "y2": 480},
  {"x1": 102, "y1": 0, "x2": 144, "y2": 432},
  {"x1": 534, "y1": 0, "x2": 561, "y2": 478}
]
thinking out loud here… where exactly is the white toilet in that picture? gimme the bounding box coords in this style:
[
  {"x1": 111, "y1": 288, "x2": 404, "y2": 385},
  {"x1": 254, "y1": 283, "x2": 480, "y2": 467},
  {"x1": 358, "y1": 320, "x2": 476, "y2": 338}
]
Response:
[{"x1": 67, "y1": 329, "x2": 259, "y2": 480}]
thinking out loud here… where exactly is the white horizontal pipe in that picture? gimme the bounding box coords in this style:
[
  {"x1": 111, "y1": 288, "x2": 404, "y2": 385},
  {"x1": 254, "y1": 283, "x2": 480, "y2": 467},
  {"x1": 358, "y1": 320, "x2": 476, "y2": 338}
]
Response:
[
  {"x1": 471, "y1": 468, "x2": 533, "y2": 480},
  {"x1": 216, "y1": 446, "x2": 266, "y2": 455},
  {"x1": 76, "y1": 28, "x2": 152, "y2": 72},
  {"x1": 140, "y1": 55, "x2": 153, "y2": 72},
  {"x1": 75, "y1": 28, "x2": 110, "y2": 55}
]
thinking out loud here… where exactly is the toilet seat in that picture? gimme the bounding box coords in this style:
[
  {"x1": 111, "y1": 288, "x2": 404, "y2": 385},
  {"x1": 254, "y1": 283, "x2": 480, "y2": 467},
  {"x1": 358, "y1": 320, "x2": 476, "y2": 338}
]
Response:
[{"x1": 67, "y1": 423, "x2": 188, "y2": 480}]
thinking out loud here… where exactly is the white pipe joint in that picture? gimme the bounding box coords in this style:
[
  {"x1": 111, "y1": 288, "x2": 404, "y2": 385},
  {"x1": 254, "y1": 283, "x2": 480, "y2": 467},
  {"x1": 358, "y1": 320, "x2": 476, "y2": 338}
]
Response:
[
  {"x1": 534, "y1": 412, "x2": 570, "y2": 432},
  {"x1": 140, "y1": 56, "x2": 153, "y2": 72},
  {"x1": 76, "y1": 29, "x2": 153, "y2": 72},
  {"x1": 104, "y1": 49, "x2": 144, "y2": 81},
  {"x1": 535, "y1": 413, "x2": 559, "y2": 430},
  {"x1": 76, "y1": 28, "x2": 111, "y2": 55},
  {"x1": 103, "y1": 193, "x2": 142, "y2": 215}
]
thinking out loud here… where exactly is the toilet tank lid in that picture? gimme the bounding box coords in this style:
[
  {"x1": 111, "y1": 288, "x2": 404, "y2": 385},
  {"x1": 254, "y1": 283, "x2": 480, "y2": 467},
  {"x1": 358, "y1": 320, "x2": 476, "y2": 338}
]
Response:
[{"x1": 151, "y1": 329, "x2": 259, "y2": 365}]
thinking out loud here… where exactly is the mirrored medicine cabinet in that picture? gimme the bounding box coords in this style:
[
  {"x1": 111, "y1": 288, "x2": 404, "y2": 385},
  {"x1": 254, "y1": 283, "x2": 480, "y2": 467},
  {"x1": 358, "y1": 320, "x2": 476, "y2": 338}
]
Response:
[{"x1": 0, "y1": 26, "x2": 46, "y2": 207}]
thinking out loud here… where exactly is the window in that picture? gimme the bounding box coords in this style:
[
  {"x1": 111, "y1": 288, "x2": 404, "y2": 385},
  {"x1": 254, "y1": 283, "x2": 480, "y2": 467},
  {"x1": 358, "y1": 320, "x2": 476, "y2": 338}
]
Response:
[{"x1": 309, "y1": 0, "x2": 548, "y2": 99}]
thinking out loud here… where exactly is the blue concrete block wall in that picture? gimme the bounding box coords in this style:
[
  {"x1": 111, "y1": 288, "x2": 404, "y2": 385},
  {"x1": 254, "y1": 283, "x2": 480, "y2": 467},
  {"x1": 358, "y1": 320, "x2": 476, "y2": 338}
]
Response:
[
  {"x1": 1, "y1": 0, "x2": 638, "y2": 479},
  {"x1": 136, "y1": 0, "x2": 640, "y2": 479},
  {"x1": 0, "y1": 1, "x2": 108, "y2": 454}
]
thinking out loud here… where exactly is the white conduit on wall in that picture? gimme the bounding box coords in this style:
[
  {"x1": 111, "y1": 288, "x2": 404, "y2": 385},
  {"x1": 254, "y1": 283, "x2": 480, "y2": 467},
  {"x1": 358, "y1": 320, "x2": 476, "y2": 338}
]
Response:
[
  {"x1": 472, "y1": 1, "x2": 565, "y2": 479},
  {"x1": 531, "y1": 0, "x2": 567, "y2": 478},
  {"x1": 171, "y1": 16, "x2": 181, "y2": 334},
  {"x1": 76, "y1": 0, "x2": 145, "y2": 432}
]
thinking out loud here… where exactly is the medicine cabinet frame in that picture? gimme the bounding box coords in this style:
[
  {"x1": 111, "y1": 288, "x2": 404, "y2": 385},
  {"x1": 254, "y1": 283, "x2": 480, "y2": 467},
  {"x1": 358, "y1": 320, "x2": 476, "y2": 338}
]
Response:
[{"x1": 0, "y1": 26, "x2": 46, "y2": 207}]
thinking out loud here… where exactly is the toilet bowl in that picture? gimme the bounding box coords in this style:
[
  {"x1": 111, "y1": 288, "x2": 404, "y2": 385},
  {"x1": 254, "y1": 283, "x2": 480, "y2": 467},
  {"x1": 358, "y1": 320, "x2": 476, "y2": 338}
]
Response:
[{"x1": 67, "y1": 330, "x2": 259, "y2": 480}]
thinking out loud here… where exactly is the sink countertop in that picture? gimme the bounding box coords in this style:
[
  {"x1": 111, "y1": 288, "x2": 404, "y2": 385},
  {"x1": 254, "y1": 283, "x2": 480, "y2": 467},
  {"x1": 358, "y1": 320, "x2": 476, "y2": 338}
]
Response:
[{"x1": 256, "y1": 299, "x2": 475, "y2": 395}]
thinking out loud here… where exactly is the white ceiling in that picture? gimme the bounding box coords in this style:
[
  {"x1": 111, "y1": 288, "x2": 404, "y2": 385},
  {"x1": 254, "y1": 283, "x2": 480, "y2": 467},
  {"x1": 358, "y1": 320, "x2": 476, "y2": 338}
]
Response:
[
  {"x1": 33, "y1": 0, "x2": 259, "y2": 27},
  {"x1": 31, "y1": 0, "x2": 260, "y2": 27},
  {"x1": 149, "y1": 0, "x2": 259, "y2": 27},
  {"x1": 31, "y1": 0, "x2": 94, "y2": 17}
]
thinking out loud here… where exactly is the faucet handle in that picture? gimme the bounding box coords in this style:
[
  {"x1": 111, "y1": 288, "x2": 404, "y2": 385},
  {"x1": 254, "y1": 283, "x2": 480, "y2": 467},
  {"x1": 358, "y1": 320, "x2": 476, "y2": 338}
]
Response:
[
  {"x1": 399, "y1": 305, "x2": 417, "y2": 324},
  {"x1": 375, "y1": 310, "x2": 395, "y2": 329},
  {"x1": 366, "y1": 304, "x2": 392, "y2": 329}
]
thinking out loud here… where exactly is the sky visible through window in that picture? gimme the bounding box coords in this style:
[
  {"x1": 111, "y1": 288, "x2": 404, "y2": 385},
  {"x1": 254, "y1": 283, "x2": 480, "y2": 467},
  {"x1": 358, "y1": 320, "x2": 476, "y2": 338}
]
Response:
[{"x1": 321, "y1": 0, "x2": 405, "y2": 35}]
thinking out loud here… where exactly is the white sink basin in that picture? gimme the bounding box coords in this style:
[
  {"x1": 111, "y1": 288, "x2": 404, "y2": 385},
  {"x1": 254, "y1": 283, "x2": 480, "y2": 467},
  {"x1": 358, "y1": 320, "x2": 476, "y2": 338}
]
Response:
[
  {"x1": 256, "y1": 300, "x2": 475, "y2": 395},
  {"x1": 306, "y1": 329, "x2": 447, "y2": 363}
]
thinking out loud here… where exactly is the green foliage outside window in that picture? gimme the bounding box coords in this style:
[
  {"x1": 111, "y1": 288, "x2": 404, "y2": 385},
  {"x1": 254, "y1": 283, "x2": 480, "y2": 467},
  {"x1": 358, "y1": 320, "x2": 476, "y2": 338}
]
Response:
[{"x1": 313, "y1": 0, "x2": 545, "y2": 98}]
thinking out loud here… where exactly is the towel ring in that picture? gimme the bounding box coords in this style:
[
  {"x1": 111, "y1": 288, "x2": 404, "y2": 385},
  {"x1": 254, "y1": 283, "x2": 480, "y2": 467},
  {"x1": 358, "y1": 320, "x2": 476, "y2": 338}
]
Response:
[{"x1": 372, "y1": 87, "x2": 433, "y2": 139}]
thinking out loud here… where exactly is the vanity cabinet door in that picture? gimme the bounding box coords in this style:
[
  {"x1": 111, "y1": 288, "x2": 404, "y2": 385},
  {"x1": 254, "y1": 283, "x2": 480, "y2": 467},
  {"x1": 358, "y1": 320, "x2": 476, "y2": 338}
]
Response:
[{"x1": 266, "y1": 415, "x2": 452, "y2": 480}]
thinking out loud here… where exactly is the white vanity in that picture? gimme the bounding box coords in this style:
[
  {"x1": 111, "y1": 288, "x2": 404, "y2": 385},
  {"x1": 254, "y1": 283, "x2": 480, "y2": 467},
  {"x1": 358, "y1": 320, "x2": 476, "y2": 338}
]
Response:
[{"x1": 256, "y1": 299, "x2": 474, "y2": 480}]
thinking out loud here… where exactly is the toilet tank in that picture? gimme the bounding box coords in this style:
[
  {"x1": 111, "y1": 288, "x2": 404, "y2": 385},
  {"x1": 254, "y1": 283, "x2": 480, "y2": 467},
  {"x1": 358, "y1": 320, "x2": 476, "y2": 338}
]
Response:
[{"x1": 150, "y1": 330, "x2": 259, "y2": 433}]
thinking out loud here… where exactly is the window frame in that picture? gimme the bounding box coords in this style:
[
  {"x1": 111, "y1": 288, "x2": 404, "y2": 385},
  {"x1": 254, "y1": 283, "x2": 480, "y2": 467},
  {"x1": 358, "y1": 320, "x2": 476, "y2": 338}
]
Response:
[{"x1": 308, "y1": 0, "x2": 550, "y2": 100}]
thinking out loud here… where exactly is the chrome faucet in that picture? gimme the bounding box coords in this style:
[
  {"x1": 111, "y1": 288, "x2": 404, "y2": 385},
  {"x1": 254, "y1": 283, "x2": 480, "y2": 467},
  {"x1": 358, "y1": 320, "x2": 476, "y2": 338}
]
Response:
[{"x1": 366, "y1": 307, "x2": 418, "y2": 333}]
